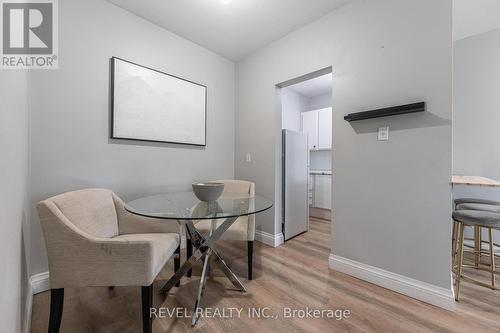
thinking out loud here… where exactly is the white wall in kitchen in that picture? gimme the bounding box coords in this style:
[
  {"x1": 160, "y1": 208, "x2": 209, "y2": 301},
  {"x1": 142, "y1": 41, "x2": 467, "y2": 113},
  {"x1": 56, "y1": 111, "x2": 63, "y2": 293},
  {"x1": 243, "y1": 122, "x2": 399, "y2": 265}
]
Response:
[
  {"x1": 309, "y1": 92, "x2": 332, "y2": 110},
  {"x1": 281, "y1": 88, "x2": 309, "y2": 131}
]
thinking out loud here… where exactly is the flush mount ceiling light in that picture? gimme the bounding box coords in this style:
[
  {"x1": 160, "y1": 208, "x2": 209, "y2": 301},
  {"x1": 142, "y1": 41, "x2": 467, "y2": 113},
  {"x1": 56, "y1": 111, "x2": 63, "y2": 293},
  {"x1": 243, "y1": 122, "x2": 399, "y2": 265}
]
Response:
[{"x1": 219, "y1": 0, "x2": 232, "y2": 4}]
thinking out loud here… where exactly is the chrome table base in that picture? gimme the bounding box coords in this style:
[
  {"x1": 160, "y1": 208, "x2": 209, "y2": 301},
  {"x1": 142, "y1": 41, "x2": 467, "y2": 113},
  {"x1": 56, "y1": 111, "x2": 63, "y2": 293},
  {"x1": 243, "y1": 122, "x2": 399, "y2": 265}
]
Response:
[{"x1": 160, "y1": 216, "x2": 246, "y2": 326}]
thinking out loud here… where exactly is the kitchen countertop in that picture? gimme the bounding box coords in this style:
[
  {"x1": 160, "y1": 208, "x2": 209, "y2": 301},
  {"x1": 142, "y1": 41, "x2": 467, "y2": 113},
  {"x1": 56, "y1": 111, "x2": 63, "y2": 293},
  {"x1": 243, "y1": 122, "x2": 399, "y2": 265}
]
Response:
[
  {"x1": 452, "y1": 175, "x2": 500, "y2": 188},
  {"x1": 310, "y1": 170, "x2": 332, "y2": 175}
]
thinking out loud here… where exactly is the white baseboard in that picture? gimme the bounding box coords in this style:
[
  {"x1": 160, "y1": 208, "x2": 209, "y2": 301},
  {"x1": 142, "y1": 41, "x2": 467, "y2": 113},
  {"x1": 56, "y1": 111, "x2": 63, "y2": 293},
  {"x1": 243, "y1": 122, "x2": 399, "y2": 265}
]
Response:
[
  {"x1": 255, "y1": 230, "x2": 284, "y2": 247},
  {"x1": 31, "y1": 271, "x2": 50, "y2": 295},
  {"x1": 329, "y1": 254, "x2": 456, "y2": 311}
]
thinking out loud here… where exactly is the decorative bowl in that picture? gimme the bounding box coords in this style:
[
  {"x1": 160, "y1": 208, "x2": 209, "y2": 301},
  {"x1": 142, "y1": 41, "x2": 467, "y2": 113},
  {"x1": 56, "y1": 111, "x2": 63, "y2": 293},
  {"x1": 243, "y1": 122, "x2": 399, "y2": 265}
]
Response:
[{"x1": 192, "y1": 182, "x2": 225, "y2": 202}]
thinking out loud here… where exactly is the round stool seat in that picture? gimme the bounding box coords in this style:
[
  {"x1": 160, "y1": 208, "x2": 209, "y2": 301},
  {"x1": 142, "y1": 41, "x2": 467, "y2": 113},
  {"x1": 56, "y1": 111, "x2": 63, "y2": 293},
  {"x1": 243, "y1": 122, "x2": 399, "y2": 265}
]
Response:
[
  {"x1": 453, "y1": 210, "x2": 500, "y2": 228},
  {"x1": 454, "y1": 198, "x2": 500, "y2": 206},
  {"x1": 456, "y1": 203, "x2": 500, "y2": 213}
]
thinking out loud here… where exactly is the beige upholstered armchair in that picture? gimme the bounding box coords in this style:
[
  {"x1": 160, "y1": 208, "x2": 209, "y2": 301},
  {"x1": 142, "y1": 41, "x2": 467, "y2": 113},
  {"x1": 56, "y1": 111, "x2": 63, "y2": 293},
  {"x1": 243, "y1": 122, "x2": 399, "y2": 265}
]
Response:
[
  {"x1": 37, "y1": 188, "x2": 181, "y2": 333},
  {"x1": 193, "y1": 180, "x2": 256, "y2": 279}
]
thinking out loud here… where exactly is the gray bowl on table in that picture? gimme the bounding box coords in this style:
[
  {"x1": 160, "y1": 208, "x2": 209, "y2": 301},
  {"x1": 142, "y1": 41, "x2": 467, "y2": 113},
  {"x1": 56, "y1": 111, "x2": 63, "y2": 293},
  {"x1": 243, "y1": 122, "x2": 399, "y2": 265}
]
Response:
[{"x1": 192, "y1": 182, "x2": 225, "y2": 202}]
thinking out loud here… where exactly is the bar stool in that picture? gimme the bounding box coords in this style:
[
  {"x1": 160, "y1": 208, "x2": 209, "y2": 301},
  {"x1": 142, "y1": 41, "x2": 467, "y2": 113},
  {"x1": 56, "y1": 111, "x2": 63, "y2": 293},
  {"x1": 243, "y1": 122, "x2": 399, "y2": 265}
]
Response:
[
  {"x1": 452, "y1": 210, "x2": 500, "y2": 301},
  {"x1": 456, "y1": 203, "x2": 500, "y2": 213},
  {"x1": 455, "y1": 198, "x2": 500, "y2": 206},
  {"x1": 453, "y1": 200, "x2": 500, "y2": 269}
]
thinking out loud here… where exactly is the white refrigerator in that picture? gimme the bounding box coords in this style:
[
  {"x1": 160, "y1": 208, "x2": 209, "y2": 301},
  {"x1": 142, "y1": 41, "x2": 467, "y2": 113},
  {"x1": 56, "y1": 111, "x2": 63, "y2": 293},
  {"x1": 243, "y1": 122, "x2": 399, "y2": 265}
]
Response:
[{"x1": 282, "y1": 129, "x2": 309, "y2": 241}]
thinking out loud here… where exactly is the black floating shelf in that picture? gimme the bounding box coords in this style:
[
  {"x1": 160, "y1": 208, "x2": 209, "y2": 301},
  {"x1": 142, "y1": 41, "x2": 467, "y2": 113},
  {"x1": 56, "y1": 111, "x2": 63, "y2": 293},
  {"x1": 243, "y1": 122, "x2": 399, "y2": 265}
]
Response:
[{"x1": 344, "y1": 102, "x2": 425, "y2": 122}]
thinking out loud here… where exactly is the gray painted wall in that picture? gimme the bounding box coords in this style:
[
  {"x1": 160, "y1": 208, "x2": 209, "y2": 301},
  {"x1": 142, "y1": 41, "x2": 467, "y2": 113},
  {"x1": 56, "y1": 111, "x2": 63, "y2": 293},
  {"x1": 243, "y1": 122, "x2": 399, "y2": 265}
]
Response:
[
  {"x1": 235, "y1": 0, "x2": 452, "y2": 288},
  {"x1": 29, "y1": 0, "x2": 235, "y2": 275},
  {"x1": 0, "y1": 71, "x2": 30, "y2": 332}
]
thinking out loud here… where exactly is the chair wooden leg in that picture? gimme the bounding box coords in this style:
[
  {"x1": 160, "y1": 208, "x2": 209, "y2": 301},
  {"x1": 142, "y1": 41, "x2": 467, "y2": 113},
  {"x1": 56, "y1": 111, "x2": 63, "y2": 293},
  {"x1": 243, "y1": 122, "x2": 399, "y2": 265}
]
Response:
[
  {"x1": 141, "y1": 285, "x2": 153, "y2": 333},
  {"x1": 248, "y1": 241, "x2": 253, "y2": 280},
  {"x1": 48, "y1": 288, "x2": 64, "y2": 333},
  {"x1": 488, "y1": 227, "x2": 496, "y2": 289},
  {"x1": 455, "y1": 223, "x2": 465, "y2": 301},
  {"x1": 186, "y1": 237, "x2": 193, "y2": 278},
  {"x1": 174, "y1": 245, "x2": 181, "y2": 287}
]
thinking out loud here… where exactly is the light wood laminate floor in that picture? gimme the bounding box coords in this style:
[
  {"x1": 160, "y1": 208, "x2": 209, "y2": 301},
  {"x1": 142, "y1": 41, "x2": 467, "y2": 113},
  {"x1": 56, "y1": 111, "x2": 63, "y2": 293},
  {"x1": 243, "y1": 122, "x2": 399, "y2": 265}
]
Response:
[{"x1": 31, "y1": 218, "x2": 500, "y2": 332}]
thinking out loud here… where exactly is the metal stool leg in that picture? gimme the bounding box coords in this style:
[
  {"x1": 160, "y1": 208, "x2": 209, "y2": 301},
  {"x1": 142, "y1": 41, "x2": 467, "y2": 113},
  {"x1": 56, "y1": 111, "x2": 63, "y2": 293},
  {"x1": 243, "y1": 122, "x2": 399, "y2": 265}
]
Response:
[
  {"x1": 452, "y1": 221, "x2": 458, "y2": 272},
  {"x1": 455, "y1": 222, "x2": 465, "y2": 301},
  {"x1": 475, "y1": 226, "x2": 481, "y2": 267},
  {"x1": 478, "y1": 227, "x2": 483, "y2": 263},
  {"x1": 488, "y1": 227, "x2": 496, "y2": 289}
]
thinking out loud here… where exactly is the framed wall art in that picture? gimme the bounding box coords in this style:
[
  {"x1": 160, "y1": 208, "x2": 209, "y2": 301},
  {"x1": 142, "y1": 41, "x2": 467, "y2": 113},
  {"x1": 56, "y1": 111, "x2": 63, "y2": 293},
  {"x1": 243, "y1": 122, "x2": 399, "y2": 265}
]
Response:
[{"x1": 111, "y1": 57, "x2": 207, "y2": 146}]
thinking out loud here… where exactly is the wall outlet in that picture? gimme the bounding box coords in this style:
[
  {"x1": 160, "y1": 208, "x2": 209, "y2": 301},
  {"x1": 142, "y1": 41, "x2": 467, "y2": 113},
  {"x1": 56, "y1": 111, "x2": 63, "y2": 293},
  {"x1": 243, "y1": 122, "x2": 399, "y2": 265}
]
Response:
[
  {"x1": 378, "y1": 126, "x2": 389, "y2": 141},
  {"x1": 246, "y1": 153, "x2": 252, "y2": 162}
]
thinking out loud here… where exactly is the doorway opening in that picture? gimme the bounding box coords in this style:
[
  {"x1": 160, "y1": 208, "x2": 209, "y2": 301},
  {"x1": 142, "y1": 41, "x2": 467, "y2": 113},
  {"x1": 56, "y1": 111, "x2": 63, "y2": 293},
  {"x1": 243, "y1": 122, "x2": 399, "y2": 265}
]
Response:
[{"x1": 277, "y1": 68, "x2": 333, "y2": 242}]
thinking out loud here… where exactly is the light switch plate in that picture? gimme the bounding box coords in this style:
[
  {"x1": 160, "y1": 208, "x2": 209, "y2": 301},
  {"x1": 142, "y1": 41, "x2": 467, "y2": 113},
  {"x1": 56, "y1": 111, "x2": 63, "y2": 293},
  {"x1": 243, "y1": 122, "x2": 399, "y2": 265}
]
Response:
[
  {"x1": 378, "y1": 126, "x2": 389, "y2": 141},
  {"x1": 246, "y1": 153, "x2": 252, "y2": 162}
]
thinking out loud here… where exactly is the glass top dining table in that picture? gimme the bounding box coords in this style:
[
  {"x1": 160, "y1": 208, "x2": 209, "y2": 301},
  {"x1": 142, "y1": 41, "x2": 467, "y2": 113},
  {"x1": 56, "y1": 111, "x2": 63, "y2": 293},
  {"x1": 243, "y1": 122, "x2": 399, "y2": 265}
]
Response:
[
  {"x1": 125, "y1": 191, "x2": 273, "y2": 221},
  {"x1": 125, "y1": 191, "x2": 273, "y2": 326}
]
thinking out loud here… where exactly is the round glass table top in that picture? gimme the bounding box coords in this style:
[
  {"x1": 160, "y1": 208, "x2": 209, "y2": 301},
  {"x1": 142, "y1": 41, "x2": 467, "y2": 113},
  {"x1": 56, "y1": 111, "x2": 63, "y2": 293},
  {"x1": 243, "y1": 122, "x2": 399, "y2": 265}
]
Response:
[{"x1": 125, "y1": 192, "x2": 273, "y2": 220}]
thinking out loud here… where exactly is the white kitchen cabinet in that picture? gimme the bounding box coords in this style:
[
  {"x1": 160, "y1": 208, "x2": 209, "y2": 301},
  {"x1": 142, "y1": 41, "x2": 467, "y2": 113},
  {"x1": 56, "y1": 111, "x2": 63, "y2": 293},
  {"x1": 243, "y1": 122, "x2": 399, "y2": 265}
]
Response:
[
  {"x1": 318, "y1": 108, "x2": 332, "y2": 149},
  {"x1": 314, "y1": 175, "x2": 332, "y2": 210},
  {"x1": 301, "y1": 111, "x2": 318, "y2": 150},
  {"x1": 301, "y1": 108, "x2": 332, "y2": 151}
]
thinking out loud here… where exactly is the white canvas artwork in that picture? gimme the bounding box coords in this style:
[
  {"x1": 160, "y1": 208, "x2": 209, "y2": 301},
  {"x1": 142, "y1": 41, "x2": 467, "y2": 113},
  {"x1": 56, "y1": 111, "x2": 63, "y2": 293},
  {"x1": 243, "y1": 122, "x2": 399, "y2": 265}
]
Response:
[{"x1": 112, "y1": 57, "x2": 207, "y2": 146}]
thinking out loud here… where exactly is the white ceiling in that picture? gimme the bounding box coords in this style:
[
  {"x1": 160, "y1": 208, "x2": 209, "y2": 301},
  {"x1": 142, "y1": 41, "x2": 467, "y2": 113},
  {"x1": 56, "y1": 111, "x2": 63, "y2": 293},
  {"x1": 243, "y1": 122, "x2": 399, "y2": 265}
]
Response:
[
  {"x1": 287, "y1": 73, "x2": 332, "y2": 98},
  {"x1": 453, "y1": 0, "x2": 500, "y2": 41},
  {"x1": 107, "y1": 0, "x2": 351, "y2": 61}
]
